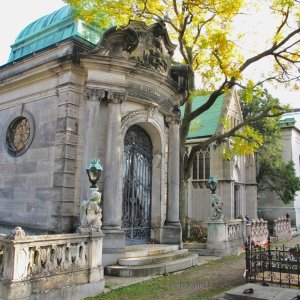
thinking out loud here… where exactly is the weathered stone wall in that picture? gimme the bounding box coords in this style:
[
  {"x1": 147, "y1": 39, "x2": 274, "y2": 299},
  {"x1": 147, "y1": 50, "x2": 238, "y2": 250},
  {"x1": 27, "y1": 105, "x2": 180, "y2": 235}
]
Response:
[
  {"x1": 0, "y1": 96, "x2": 57, "y2": 231},
  {"x1": 0, "y1": 53, "x2": 85, "y2": 233}
]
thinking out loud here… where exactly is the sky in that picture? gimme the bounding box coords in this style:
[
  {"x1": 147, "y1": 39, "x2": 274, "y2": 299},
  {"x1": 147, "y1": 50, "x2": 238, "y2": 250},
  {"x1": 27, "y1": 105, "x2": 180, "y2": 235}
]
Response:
[
  {"x1": 0, "y1": 0, "x2": 65, "y2": 65},
  {"x1": 0, "y1": 0, "x2": 298, "y2": 108}
]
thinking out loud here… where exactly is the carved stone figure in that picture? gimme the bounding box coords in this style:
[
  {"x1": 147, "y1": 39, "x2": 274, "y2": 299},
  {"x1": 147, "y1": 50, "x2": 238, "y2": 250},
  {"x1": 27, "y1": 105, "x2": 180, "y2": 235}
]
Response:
[
  {"x1": 78, "y1": 191, "x2": 102, "y2": 233},
  {"x1": 210, "y1": 194, "x2": 225, "y2": 221},
  {"x1": 6, "y1": 227, "x2": 26, "y2": 240}
]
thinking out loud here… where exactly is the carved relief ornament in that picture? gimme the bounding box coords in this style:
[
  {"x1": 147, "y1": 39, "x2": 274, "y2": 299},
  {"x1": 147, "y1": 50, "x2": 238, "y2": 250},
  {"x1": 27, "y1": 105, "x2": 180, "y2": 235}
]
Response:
[
  {"x1": 165, "y1": 114, "x2": 181, "y2": 125},
  {"x1": 85, "y1": 89, "x2": 126, "y2": 104},
  {"x1": 121, "y1": 105, "x2": 162, "y2": 127}
]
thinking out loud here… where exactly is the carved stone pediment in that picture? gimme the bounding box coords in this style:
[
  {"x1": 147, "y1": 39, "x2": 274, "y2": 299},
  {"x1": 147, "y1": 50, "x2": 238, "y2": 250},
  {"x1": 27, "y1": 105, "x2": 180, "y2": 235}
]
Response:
[{"x1": 92, "y1": 20, "x2": 177, "y2": 75}]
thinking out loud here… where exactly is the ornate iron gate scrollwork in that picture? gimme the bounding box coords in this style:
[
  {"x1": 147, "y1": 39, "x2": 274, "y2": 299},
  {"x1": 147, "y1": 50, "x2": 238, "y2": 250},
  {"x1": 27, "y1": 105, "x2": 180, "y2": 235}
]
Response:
[{"x1": 122, "y1": 125, "x2": 153, "y2": 245}]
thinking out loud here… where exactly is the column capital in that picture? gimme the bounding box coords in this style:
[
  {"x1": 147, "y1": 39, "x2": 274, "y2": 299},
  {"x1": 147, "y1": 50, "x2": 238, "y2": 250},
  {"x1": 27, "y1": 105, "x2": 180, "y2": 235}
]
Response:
[
  {"x1": 85, "y1": 88, "x2": 106, "y2": 101},
  {"x1": 165, "y1": 114, "x2": 181, "y2": 125},
  {"x1": 107, "y1": 91, "x2": 126, "y2": 104}
]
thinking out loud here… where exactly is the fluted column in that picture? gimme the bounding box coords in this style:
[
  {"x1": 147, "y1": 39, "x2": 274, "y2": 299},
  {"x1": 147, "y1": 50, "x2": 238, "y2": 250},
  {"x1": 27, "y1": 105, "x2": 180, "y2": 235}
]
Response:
[
  {"x1": 102, "y1": 91, "x2": 125, "y2": 230},
  {"x1": 165, "y1": 114, "x2": 181, "y2": 225}
]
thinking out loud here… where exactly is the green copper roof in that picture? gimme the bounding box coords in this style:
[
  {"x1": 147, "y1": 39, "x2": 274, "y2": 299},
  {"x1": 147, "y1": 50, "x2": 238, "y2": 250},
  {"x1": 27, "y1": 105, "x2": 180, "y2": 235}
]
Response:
[
  {"x1": 279, "y1": 117, "x2": 296, "y2": 127},
  {"x1": 183, "y1": 94, "x2": 225, "y2": 139},
  {"x1": 8, "y1": 5, "x2": 104, "y2": 63}
]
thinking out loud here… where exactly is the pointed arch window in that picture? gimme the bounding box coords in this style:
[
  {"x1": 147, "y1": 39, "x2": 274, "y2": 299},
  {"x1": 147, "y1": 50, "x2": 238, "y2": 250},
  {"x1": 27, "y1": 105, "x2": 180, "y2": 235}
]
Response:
[{"x1": 192, "y1": 149, "x2": 210, "y2": 180}]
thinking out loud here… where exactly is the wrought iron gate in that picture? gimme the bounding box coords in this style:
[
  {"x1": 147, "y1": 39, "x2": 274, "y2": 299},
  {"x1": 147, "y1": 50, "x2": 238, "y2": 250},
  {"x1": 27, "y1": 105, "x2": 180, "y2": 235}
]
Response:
[{"x1": 122, "y1": 125, "x2": 153, "y2": 245}]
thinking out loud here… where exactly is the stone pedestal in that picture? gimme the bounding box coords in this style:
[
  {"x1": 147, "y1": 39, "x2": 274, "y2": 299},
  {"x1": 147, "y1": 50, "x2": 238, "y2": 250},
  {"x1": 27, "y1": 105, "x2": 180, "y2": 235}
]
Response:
[
  {"x1": 102, "y1": 229, "x2": 125, "y2": 266},
  {"x1": 161, "y1": 224, "x2": 182, "y2": 245},
  {"x1": 206, "y1": 220, "x2": 243, "y2": 256},
  {"x1": 207, "y1": 221, "x2": 227, "y2": 243}
]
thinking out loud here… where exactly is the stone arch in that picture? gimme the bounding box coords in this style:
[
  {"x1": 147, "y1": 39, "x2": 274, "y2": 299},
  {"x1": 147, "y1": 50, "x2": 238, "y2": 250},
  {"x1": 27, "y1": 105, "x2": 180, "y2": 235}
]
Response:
[
  {"x1": 233, "y1": 164, "x2": 241, "y2": 182},
  {"x1": 121, "y1": 110, "x2": 165, "y2": 241}
]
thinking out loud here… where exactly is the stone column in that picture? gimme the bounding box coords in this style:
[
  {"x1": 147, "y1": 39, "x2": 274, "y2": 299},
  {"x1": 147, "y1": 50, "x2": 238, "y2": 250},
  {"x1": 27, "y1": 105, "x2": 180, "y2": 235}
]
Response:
[
  {"x1": 102, "y1": 91, "x2": 126, "y2": 266},
  {"x1": 162, "y1": 114, "x2": 182, "y2": 244},
  {"x1": 102, "y1": 91, "x2": 125, "y2": 229},
  {"x1": 166, "y1": 115, "x2": 181, "y2": 225}
]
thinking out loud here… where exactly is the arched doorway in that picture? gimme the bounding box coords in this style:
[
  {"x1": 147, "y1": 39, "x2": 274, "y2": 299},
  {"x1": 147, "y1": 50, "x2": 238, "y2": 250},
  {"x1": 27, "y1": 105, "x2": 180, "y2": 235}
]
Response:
[{"x1": 122, "y1": 125, "x2": 153, "y2": 245}]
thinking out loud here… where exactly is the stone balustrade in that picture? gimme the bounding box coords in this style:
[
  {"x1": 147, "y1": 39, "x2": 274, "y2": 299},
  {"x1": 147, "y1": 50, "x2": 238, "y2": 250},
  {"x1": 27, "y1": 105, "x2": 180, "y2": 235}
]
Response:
[
  {"x1": 246, "y1": 218, "x2": 269, "y2": 245},
  {"x1": 0, "y1": 227, "x2": 104, "y2": 300},
  {"x1": 273, "y1": 217, "x2": 292, "y2": 241},
  {"x1": 227, "y1": 220, "x2": 243, "y2": 240}
]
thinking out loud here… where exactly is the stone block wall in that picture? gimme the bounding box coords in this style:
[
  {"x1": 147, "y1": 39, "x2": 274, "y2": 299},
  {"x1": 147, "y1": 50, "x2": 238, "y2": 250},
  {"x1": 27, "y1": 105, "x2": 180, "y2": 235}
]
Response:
[{"x1": 0, "y1": 97, "x2": 57, "y2": 232}]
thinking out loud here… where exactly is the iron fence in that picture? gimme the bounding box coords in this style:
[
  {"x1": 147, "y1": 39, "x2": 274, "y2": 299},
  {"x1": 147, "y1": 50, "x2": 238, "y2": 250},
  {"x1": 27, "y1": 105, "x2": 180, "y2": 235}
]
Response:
[{"x1": 245, "y1": 236, "x2": 300, "y2": 288}]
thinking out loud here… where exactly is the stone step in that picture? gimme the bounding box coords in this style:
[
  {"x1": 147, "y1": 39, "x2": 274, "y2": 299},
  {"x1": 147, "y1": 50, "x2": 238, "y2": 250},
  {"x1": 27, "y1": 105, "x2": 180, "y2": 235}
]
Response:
[
  {"x1": 186, "y1": 248, "x2": 212, "y2": 256},
  {"x1": 183, "y1": 242, "x2": 207, "y2": 250},
  {"x1": 105, "y1": 254, "x2": 199, "y2": 277},
  {"x1": 118, "y1": 249, "x2": 189, "y2": 266},
  {"x1": 123, "y1": 244, "x2": 179, "y2": 258}
]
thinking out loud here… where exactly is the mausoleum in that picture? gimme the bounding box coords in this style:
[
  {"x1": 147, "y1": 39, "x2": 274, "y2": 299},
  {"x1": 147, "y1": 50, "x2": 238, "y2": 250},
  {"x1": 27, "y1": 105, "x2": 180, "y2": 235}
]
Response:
[{"x1": 0, "y1": 6, "x2": 187, "y2": 265}]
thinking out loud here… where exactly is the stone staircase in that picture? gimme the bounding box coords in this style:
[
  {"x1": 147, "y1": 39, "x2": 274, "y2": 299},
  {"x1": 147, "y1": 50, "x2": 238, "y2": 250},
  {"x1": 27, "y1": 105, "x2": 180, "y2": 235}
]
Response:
[{"x1": 105, "y1": 244, "x2": 199, "y2": 277}]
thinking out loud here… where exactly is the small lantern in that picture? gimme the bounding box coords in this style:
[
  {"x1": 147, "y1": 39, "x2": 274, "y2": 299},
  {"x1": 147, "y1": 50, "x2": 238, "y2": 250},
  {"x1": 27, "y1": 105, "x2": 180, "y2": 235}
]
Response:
[
  {"x1": 86, "y1": 159, "x2": 103, "y2": 189},
  {"x1": 207, "y1": 176, "x2": 218, "y2": 194}
]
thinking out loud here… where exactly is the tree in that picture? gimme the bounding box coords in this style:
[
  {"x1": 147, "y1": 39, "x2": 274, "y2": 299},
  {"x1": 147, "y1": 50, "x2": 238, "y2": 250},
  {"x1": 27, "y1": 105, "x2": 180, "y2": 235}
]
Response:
[
  {"x1": 65, "y1": 0, "x2": 300, "y2": 228},
  {"x1": 240, "y1": 90, "x2": 300, "y2": 204}
]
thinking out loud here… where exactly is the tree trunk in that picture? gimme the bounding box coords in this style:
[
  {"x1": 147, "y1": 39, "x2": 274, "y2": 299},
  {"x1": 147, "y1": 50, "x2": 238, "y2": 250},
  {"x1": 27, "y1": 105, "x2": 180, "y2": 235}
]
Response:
[{"x1": 179, "y1": 68, "x2": 195, "y2": 239}]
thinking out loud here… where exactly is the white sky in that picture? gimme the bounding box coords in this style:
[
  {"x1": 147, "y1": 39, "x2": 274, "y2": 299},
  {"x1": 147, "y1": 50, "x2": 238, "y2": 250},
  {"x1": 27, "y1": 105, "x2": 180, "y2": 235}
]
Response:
[
  {"x1": 0, "y1": 0, "x2": 65, "y2": 65},
  {"x1": 0, "y1": 0, "x2": 298, "y2": 108}
]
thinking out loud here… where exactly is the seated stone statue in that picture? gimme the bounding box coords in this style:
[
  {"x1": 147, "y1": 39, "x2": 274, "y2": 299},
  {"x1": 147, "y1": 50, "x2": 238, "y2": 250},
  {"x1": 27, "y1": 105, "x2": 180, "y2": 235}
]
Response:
[
  {"x1": 78, "y1": 191, "x2": 102, "y2": 233},
  {"x1": 210, "y1": 194, "x2": 225, "y2": 221}
]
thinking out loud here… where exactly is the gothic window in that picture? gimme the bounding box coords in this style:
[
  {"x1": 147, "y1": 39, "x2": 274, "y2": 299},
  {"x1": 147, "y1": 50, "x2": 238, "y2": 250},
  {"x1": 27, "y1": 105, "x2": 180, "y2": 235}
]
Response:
[
  {"x1": 5, "y1": 115, "x2": 34, "y2": 156},
  {"x1": 192, "y1": 149, "x2": 210, "y2": 180}
]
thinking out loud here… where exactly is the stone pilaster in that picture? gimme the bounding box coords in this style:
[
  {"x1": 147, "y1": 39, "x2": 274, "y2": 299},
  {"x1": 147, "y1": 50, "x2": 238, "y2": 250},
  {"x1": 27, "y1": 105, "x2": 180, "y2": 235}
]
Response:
[
  {"x1": 161, "y1": 113, "x2": 182, "y2": 244},
  {"x1": 52, "y1": 90, "x2": 81, "y2": 232}
]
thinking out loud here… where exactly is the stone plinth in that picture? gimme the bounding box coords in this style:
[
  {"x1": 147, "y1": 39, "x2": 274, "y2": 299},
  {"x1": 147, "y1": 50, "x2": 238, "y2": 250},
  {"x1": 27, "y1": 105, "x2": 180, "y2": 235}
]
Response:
[
  {"x1": 161, "y1": 224, "x2": 182, "y2": 245},
  {"x1": 102, "y1": 229, "x2": 125, "y2": 266}
]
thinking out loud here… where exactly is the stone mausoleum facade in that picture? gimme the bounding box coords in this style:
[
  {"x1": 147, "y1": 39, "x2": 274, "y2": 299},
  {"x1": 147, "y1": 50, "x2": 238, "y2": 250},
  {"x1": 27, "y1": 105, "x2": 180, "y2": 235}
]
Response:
[
  {"x1": 185, "y1": 90, "x2": 257, "y2": 223},
  {"x1": 0, "y1": 6, "x2": 186, "y2": 265}
]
